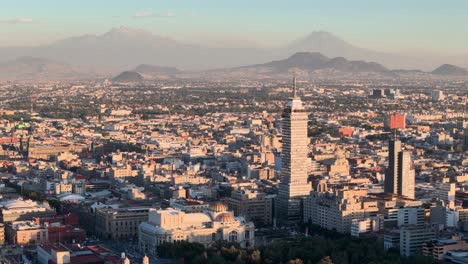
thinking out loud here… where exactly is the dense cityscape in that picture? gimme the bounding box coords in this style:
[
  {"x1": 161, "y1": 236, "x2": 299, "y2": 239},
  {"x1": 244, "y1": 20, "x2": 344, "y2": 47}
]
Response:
[
  {"x1": 1, "y1": 1, "x2": 468, "y2": 264},
  {"x1": 0, "y1": 74, "x2": 464, "y2": 263}
]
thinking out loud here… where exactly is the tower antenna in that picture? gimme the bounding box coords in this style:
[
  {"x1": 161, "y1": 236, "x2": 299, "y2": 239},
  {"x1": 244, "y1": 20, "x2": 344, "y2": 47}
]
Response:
[{"x1": 293, "y1": 72, "x2": 297, "y2": 97}]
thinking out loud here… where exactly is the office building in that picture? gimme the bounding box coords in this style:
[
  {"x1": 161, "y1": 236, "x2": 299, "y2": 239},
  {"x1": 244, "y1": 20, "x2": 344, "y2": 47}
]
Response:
[
  {"x1": 384, "y1": 140, "x2": 415, "y2": 199},
  {"x1": 276, "y1": 76, "x2": 311, "y2": 225},
  {"x1": 400, "y1": 225, "x2": 435, "y2": 257},
  {"x1": 95, "y1": 207, "x2": 150, "y2": 240}
]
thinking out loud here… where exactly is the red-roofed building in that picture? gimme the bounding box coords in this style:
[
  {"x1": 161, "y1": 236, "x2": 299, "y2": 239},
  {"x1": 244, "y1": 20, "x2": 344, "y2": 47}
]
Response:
[{"x1": 339, "y1": 127, "x2": 355, "y2": 138}]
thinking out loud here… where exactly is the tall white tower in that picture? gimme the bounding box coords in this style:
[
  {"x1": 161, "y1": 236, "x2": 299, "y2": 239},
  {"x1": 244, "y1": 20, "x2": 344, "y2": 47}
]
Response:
[{"x1": 276, "y1": 74, "x2": 311, "y2": 224}]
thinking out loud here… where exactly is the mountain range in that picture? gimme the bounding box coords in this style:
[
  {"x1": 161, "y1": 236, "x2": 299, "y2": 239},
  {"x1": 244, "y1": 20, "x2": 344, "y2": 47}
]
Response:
[
  {"x1": 108, "y1": 52, "x2": 468, "y2": 82},
  {"x1": 0, "y1": 27, "x2": 468, "y2": 80},
  {"x1": 1, "y1": 26, "x2": 468, "y2": 74},
  {"x1": 0, "y1": 57, "x2": 98, "y2": 81}
]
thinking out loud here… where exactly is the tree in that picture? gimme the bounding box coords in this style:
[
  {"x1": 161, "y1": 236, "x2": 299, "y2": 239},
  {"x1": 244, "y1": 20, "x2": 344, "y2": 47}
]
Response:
[{"x1": 318, "y1": 256, "x2": 334, "y2": 264}]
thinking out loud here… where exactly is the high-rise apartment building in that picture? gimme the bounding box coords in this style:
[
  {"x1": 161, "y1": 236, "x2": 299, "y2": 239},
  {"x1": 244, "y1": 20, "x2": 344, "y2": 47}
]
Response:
[
  {"x1": 275, "y1": 76, "x2": 311, "y2": 225},
  {"x1": 384, "y1": 140, "x2": 415, "y2": 199}
]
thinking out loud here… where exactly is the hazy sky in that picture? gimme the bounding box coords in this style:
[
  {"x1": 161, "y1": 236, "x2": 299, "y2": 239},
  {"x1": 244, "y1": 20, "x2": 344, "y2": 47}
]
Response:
[{"x1": 1, "y1": 0, "x2": 468, "y2": 54}]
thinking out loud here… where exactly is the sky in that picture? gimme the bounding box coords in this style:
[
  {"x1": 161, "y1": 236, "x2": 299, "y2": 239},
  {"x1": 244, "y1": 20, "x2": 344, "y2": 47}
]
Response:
[{"x1": 1, "y1": 0, "x2": 468, "y2": 54}]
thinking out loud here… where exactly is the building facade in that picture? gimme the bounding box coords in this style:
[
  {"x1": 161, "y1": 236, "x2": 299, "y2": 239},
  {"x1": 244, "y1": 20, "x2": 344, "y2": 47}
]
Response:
[
  {"x1": 138, "y1": 203, "x2": 254, "y2": 255},
  {"x1": 276, "y1": 76, "x2": 311, "y2": 225},
  {"x1": 400, "y1": 225, "x2": 435, "y2": 257},
  {"x1": 384, "y1": 140, "x2": 415, "y2": 199},
  {"x1": 225, "y1": 189, "x2": 273, "y2": 226},
  {"x1": 303, "y1": 184, "x2": 379, "y2": 234},
  {"x1": 95, "y1": 207, "x2": 150, "y2": 240}
]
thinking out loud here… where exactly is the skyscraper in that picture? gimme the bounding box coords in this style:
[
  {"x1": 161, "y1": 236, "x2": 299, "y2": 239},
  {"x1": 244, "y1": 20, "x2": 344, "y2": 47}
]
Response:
[
  {"x1": 385, "y1": 139, "x2": 415, "y2": 199},
  {"x1": 276, "y1": 75, "x2": 311, "y2": 225}
]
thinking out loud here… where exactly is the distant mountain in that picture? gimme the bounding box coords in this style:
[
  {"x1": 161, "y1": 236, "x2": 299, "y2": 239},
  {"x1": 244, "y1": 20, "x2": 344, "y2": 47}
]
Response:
[
  {"x1": 244, "y1": 52, "x2": 389, "y2": 73},
  {"x1": 0, "y1": 27, "x2": 466, "y2": 73},
  {"x1": 432, "y1": 64, "x2": 468, "y2": 76},
  {"x1": 111, "y1": 71, "x2": 144, "y2": 82},
  {"x1": 0, "y1": 57, "x2": 96, "y2": 80},
  {"x1": 0, "y1": 26, "x2": 270, "y2": 71},
  {"x1": 133, "y1": 64, "x2": 180, "y2": 78},
  {"x1": 183, "y1": 52, "x2": 391, "y2": 80}
]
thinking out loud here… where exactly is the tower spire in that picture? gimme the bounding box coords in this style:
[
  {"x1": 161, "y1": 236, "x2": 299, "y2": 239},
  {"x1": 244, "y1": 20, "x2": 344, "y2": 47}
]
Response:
[{"x1": 293, "y1": 72, "x2": 297, "y2": 97}]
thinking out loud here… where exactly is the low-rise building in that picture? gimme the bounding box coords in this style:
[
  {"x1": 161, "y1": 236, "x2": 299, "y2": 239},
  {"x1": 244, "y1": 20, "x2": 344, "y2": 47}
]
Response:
[
  {"x1": 6, "y1": 220, "x2": 48, "y2": 245},
  {"x1": 225, "y1": 189, "x2": 273, "y2": 225},
  {"x1": 95, "y1": 207, "x2": 150, "y2": 240}
]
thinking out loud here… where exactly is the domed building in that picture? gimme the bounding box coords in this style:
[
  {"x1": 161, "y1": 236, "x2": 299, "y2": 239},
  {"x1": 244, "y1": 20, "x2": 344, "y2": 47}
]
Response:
[
  {"x1": 138, "y1": 204, "x2": 254, "y2": 255},
  {"x1": 209, "y1": 202, "x2": 228, "y2": 212},
  {"x1": 324, "y1": 148, "x2": 350, "y2": 177}
]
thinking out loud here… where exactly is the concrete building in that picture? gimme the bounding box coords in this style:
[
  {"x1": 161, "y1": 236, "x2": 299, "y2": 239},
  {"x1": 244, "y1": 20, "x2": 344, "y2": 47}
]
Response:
[
  {"x1": 138, "y1": 203, "x2": 254, "y2": 255},
  {"x1": 431, "y1": 90, "x2": 445, "y2": 101},
  {"x1": 276, "y1": 76, "x2": 311, "y2": 225},
  {"x1": 303, "y1": 184, "x2": 379, "y2": 234},
  {"x1": 0, "y1": 223, "x2": 4, "y2": 245},
  {"x1": 350, "y1": 216, "x2": 381, "y2": 237},
  {"x1": 400, "y1": 225, "x2": 435, "y2": 257},
  {"x1": 423, "y1": 236, "x2": 468, "y2": 261},
  {"x1": 225, "y1": 189, "x2": 273, "y2": 226},
  {"x1": 384, "y1": 140, "x2": 415, "y2": 199},
  {"x1": 169, "y1": 198, "x2": 209, "y2": 213},
  {"x1": 397, "y1": 207, "x2": 425, "y2": 227},
  {"x1": 6, "y1": 220, "x2": 48, "y2": 245},
  {"x1": 95, "y1": 207, "x2": 150, "y2": 240}
]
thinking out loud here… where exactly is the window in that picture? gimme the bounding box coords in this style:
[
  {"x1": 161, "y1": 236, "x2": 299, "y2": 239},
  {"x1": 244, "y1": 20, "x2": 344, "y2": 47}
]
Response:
[{"x1": 229, "y1": 231, "x2": 238, "y2": 242}]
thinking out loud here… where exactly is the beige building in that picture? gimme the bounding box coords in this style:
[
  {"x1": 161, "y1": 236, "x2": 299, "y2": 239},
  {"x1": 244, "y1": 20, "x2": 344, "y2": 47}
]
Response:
[
  {"x1": 95, "y1": 207, "x2": 150, "y2": 240},
  {"x1": 304, "y1": 184, "x2": 379, "y2": 234},
  {"x1": 0, "y1": 223, "x2": 4, "y2": 245},
  {"x1": 423, "y1": 236, "x2": 468, "y2": 261},
  {"x1": 225, "y1": 189, "x2": 273, "y2": 225},
  {"x1": 28, "y1": 142, "x2": 72, "y2": 160},
  {"x1": 6, "y1": 221, "x2": 48, "y2": 245},
  {"x1": 0, "y1": 199, "x2": 54, "y2": 222},
  {"x1": 55, "y1": 182, "x2": 73, "y2": 195},
  {"x1": 326, "y1": 149, "x2": 350, "y2": 177},
  {"x1": 139, "y1": 203, "x2": 255, "y2": 255}
]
